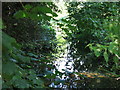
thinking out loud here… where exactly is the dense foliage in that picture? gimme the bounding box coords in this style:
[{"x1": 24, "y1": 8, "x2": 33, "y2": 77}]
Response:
[
  {"x1": 58, "y1": 2, "x2": 120, "y2": 73},
  {"x1": 2, "y1": 2, "x2": 60, "y2": 88},
  {"x1": 1, "y1": 1, "x2": 120, "y2": 89}
]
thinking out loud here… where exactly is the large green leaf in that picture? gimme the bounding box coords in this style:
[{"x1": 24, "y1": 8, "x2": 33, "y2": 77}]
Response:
[
  {"x1": 12, "y1": 53, "x2": 30, "y2": 63},
  {"x1": 2, "y1": 32, "x2": 20, "y2": 54},
  {"x1": 113, "y1": 56, "x2": 119, "y2": 68},
  {"x1": 14, "y1": 10, "x2": 26, "y2": 19},
  {"x1": 29, "y1": 13, "x2": 42, "y2": 20},
  {"x1": 103, "y1": 51, "x2": 109, "y2": 63},
  {"x1": 108, "y1": 42, "x2": 118, "y2": 55},
  {"x1": 14, "y1": 79, "x2": 30, "y2": 88},
  {"x1": 31, "y1": 6, "x2": 57, "y2": 17},
  {"x1": 3, "y1": 61, "x2": 17, "y2": 75},
  {"x1": 31, "y1": 6, "x2": 52, "y2": 13},
  {"x1": 94, "y1": 48, "x2": 101, "y2": 57}
]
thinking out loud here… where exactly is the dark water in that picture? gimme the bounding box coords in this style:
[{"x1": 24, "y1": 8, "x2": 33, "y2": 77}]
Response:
[
  {"x1": 48, "y1": 44, "x2": 120, "y2": 88},
  {"x1": 49, "y1": 54, "x2": 120, "y2": 88}
]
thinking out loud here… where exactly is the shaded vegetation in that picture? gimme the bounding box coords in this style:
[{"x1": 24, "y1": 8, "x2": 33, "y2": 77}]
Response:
[{"x1": 1, "y1": 1, "x2": 120, "y2": 89}]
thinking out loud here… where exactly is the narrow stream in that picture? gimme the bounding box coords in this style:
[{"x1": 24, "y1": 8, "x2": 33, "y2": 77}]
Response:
[
  {"x1": 49, "y1": 43, "x2": 75, "y2": 88},
  {"x1": 49, "y1": 43, "x2": 120, "y2": 88},
  {"x1": 54, "y1": 48, "x2": 74, "y2": 73}
]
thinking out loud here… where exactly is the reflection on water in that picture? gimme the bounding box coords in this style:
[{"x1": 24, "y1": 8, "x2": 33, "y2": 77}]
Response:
[
  {"x1": 50, "y1": 44, "x2": 120, "y2": 88},
  {"x1": 54, "y1": 43, "x2": 74, "y2": 73},
  {"x1": 54, "y1": 57, "x2": 74, "y2": 73}
]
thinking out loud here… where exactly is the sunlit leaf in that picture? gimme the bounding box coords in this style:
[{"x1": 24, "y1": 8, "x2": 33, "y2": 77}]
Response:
[
  {"x1": 24, "y1": 4, "x2": 32, "y2": 10},
  {"x1": 108, "y1": 42, "x2": 118, "y2": 54},
  {"x1": 94, "y1": 48, "x2": 101, "y2": 57},
  {"x1": 103, "y1": 51, "x2": 109, "y2": 63},
  {"x1": 14, "y1": 10, "x2": 26, "y2": 19},
  {"x1": 51, "y1": 12, "x2": 58, "y2": 17}
]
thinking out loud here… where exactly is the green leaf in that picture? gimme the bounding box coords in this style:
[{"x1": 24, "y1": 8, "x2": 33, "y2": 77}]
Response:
[
  {"x1": 0, "y1": 18, "x2": 4, "y2": 29},
  {"x1": 51, "y1": 12, "x2": 58, "y2": 17},
  {"x1": 12, "y1": 75, "x2": 21, "y2": 82},
  {"x1": 2, "y1": 73, "x2": 13, "y2": 81},
  {"x1": 103, "y1": 51, "x2": 109, "y2": 63},
  {"x1": 31, "y1": 6, "x2": 52, "y2": 13},
  {"x1": 108, "y1": 42, "x2": 114, "y2": 54},
  {"x1": 2, "y1": 32, "x2": 20, "y2": 54},
  {"x1": 54, "y1": 80, "x2": 65, "y2": 85},
  {"x1": 29, "y1": 13, "x2": 42, "y2": 20},
  {"x1": 94, "y1": 48, "x2": 101, "y2": 57},
  {"x1": 3, "y1": 61, "x2": 17, "y2": 75},
  {"x1": 2, "y1": 81, "x2": 9, "y2": 88},
  {"x1": 45, "y1": 74, "x2": 56, "y2": 79},
  {"x1": 27, "y1": 53, "x2": 38, "y2": 58},
  {"x1": 113, "y1": 56, "x2": 119, "y2": 68},
  {"x1": 24, "y1": 4, "x2": 32, "y2": 10},
  {"x1": 14, "y1": 79, "x2": 30, "y2": 88},
  {"x1": 12, "y1": 53, "x2": 30, "y2": 63},
  {"x1": 42, "y1": 15, "x2": 52, "y2": 21},
  {"x1": 108, "y1": 42, "x2": 118, "y2": 55},
  {"x1": 33, "y1": 78, "x2": 44, "y2": 86},
  {"x1": 28, "y1": 74, "x2": 36, "y2": 80},
  {"x1": 31, "y1": 58, "x2": 39, "y2": 61},
  {"x1": 14, "y1": 10, "x2": 26, "y2": 19},
  {"x1": 96, "y1": 44, "x2": 106, "y2": 49}
]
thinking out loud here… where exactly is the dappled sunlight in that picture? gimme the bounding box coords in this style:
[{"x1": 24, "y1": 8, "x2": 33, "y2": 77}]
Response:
[{"x1": 2, "y1": 1, "x2": 120, "y2": 89}]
